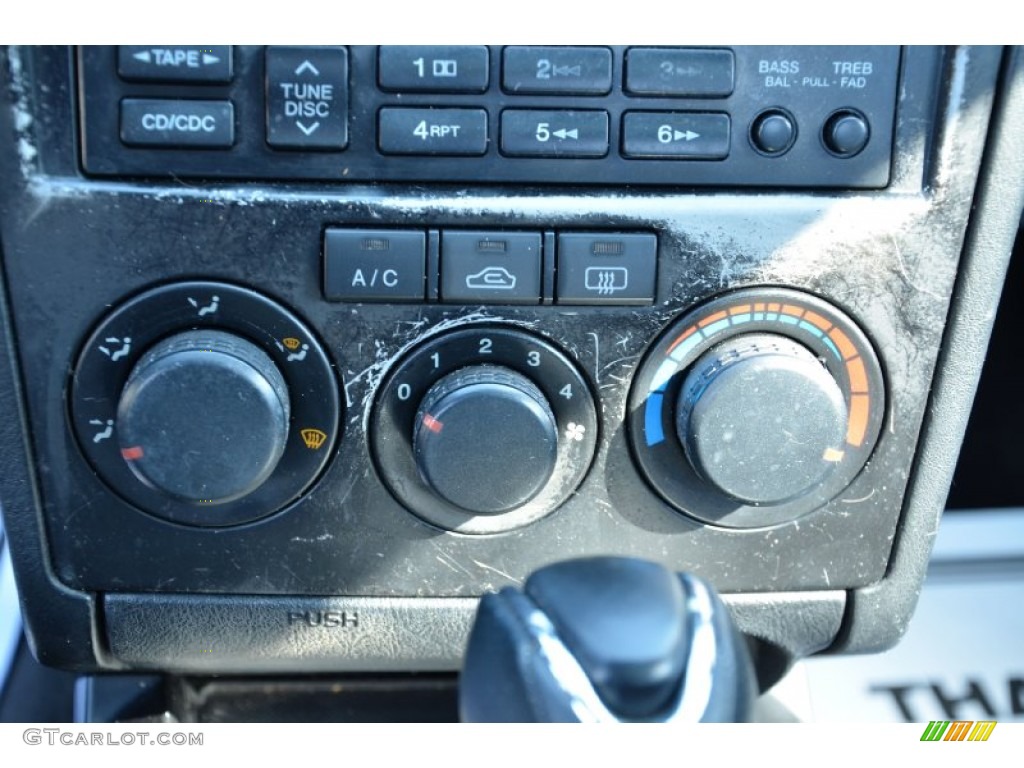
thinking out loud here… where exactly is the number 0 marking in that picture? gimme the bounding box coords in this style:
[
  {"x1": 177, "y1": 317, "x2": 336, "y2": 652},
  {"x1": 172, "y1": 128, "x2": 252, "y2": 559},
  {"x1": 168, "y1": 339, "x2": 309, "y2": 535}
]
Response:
[{"x1": 397, "y1": 383, "x2": 411, "y2": 401}]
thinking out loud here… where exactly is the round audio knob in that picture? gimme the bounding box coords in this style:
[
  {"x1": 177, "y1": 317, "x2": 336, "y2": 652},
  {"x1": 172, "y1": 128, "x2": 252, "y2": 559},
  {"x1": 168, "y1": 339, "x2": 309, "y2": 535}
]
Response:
[
  {"x1": 676, "y1": 334, "x2": 847, "y2": 505},
  {"x1": 116, "y1": 329, "x2": 291, "y2": 504},
  {"x1": 413, "y1": 366, "x2": 558, "y2": 515}
]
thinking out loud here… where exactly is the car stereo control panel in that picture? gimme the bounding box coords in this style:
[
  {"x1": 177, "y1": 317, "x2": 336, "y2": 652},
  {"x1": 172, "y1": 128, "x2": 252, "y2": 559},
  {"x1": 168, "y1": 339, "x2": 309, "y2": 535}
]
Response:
[
  {"x1": 0, "y1": 46, "x2": 1014, "y2": 674},
  {"x1": 79, "y1": 45, "x2": 900, "y2": 187}
]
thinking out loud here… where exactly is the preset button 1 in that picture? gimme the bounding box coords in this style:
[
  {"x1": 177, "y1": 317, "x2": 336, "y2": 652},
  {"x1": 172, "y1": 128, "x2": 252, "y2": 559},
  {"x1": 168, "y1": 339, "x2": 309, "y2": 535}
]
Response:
[
  {"x1": 323, "y1": 229, "x2": 425, "y2": 302},
  {"x1": 266, "y1": 47, "x2": 349, "y2": 150},
  {"x1": 378, "y1": 46, "x2": 489, "y2": 93}
]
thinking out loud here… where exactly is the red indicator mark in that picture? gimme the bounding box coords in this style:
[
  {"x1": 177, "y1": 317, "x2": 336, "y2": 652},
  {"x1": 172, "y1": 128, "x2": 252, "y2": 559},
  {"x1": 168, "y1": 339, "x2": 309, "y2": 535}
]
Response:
[
  {"x1": 121, "y1": 445, "x2": 144, "y2": 460},
  {"x1": 422, "y1": 414, "x2": 444, "y2": 434}
]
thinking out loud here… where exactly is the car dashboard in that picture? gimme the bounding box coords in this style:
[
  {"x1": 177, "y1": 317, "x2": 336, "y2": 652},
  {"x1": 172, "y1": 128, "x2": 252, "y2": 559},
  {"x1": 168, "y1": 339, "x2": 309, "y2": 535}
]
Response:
[{"x1": 0, "y1": 45, "x2": 1023, "y2": 717}]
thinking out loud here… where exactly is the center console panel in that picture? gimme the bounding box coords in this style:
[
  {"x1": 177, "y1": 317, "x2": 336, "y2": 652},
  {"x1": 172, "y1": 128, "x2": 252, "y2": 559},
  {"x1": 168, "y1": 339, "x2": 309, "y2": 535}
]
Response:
[{"x1": 0, "y1": 45, "x2": 1016, "y2": 676}]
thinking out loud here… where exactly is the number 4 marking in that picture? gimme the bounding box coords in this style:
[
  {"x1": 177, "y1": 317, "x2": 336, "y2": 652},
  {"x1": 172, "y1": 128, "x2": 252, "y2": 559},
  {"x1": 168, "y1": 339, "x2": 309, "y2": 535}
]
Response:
[{"x1": 560, "y1": 384, "x2": 573, "y2": 400}]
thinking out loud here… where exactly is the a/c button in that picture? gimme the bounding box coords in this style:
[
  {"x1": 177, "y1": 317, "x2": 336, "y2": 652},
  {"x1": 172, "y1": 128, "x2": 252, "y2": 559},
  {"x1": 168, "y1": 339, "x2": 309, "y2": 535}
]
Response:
[{"x1": 324, "y1": 229, "x2": 425, "y2": 302}]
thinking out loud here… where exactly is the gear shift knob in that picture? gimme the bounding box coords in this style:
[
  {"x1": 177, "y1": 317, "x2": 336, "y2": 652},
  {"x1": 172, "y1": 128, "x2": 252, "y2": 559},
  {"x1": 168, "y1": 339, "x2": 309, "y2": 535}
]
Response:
[{"x1": 460, "y1": 557, "x2": 756, "y2": 722}]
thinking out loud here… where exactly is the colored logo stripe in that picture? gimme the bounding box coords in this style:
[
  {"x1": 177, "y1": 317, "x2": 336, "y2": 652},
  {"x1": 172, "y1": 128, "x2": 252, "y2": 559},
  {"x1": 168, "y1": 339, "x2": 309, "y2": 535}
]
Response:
[
  {"x1": 921, "y1": 721, "x2": 949, "y2": 741},
  {"x1": 920, "y1": 720, "x2": 997, "y2": 742}
]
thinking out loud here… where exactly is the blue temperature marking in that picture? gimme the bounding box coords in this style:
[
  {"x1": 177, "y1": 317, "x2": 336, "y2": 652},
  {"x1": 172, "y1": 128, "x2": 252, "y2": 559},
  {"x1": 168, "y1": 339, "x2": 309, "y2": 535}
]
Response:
[
  {"x1": 822, "y1": 338, "x2": 841, "y2": 360},
  {"x1": 730, "y1": 312, "x2": 752, "y2": 325},
  {"x1": 798, "y1": 320, "x2": 823, "y2": 338},
  {"x1": 702, "y1": 318, "x2": 731, "y2": 336},
  {"x1": 778, "y1": 314, "x2": 800, "y2": 326},
  {"x1": 645, "y1": 393, "x2": 665, "y2": 446}
]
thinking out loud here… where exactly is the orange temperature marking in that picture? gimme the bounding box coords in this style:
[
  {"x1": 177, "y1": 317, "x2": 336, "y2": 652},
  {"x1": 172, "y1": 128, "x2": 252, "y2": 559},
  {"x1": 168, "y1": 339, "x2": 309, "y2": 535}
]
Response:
[
  {"x1": 698, "y1": 310, "x2": 728, "y2": 328},
  {"x1": 847, "y1": 395, "x2": 870, "y2": 446},
  {"x1": 728, "y1": 304, "x2": 752, "y2": 316},
  {"x1": 753, "y1": 303, "x2": 766, "y2": 312},
  {"x1": 803, "y1": 310, "x2": 832, "y2": 331},
  {"x1": 766, "y1": 303, "x2": 781, "y2": 313},
  {"x1": 846, "y1": 357, "x2": 869, "y2": 393},
  {"x1": 828, "y1": 327, "x2": 858, "y2": 360},
  {"x1": 666, "y1": 325, "x2": 698, "y2": 354},
  {"x1": 780, "y1": 303, "x2": 804, "y2": 318}
]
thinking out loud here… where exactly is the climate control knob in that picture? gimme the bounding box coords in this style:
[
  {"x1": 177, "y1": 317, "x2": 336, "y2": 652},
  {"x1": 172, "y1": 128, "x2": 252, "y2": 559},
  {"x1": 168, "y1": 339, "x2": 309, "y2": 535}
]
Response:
[
  {"x1": 116, "y1": 329, "x2": 290, "y2": 504},
  {"x1": 676, "y1": 334, "x2": 847, "y2": 505},
  {"x1": 628, "y1": 288, "x2": 885, "y2": 528},
  {"x1": 372, "y1": 326, "x2": 598, "y2": 534},
  {"x1": 413, "y1": 366, "x2": 558, "y2": 515}
]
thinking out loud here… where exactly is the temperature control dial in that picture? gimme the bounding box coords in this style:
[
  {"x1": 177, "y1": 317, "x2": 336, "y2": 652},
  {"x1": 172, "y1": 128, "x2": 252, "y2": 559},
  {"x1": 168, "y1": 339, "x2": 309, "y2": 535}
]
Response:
[
  {"x1": 676, "y1": 334, "x2": 847, "y2": 505},
  {"x1": 629, "y1": 288, "x2": 884, "y2": 528},
  {"x1": 373, "y1": 326, "x2": 598, "y2": 534}
]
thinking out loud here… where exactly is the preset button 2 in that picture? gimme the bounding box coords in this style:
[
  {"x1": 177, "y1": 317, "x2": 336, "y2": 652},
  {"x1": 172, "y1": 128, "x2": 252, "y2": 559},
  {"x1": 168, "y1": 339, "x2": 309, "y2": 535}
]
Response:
[
  {"x1": 266, "y1": 47, "x2": 349, "y2": 150},
  {"x1": 503, "y1": 47, "x2": 613, "y2": 95}
]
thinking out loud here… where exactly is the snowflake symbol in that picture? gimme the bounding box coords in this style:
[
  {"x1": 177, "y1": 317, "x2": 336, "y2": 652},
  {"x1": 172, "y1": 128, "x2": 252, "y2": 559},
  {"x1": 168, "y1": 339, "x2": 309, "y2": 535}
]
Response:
[{"x1": 565, "y1": 422, "x2": 586, "y2": 442}]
